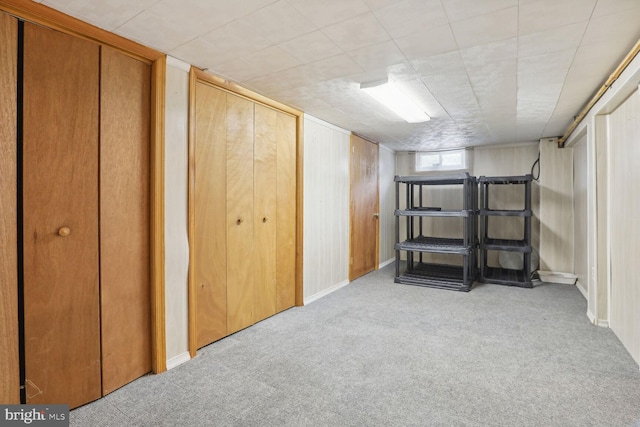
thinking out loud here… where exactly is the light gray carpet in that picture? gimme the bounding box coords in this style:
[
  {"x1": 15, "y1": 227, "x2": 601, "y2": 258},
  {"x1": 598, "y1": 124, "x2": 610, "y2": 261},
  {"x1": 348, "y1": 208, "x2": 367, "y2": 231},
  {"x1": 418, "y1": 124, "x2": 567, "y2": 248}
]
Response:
[{"x1": 72, "y1": 265, "x2": 640, "y2": 426}]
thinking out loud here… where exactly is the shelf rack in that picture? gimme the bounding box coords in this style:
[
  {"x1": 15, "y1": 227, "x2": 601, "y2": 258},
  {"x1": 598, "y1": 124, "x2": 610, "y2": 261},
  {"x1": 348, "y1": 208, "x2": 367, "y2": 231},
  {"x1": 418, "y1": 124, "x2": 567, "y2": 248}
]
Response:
[
  {"x1": 394, "y1": 173, "x2": 477, "y2": 291},
  {"x1": 478, "y1": 175, "x2": 533, "y2": 288}
]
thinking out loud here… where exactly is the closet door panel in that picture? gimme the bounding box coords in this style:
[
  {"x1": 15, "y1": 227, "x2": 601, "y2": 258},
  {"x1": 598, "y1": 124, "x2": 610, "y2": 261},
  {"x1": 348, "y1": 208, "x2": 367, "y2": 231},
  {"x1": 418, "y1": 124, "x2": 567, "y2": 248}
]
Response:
[
  {"x1": 0, "y1": 11, "x2": 19, "y2": 404},
  {"x1": 226, "y1": 94, "x2": 255, "y2": 334},
  {"x1": 100, "y1": 46, "x2": 151, "y2": 395},
  {"x1": 254, "y1": 104, "x2": 277, "y2": 322},
  {"x1": 22, "y1": 23, "x2": 101, "y2": 408},
  {"x1": 276, "y1": 112, "x2": 297, "y2": 312},
  {"x1": 195, "y1": 83, "x2": 227, "y2": 347}
]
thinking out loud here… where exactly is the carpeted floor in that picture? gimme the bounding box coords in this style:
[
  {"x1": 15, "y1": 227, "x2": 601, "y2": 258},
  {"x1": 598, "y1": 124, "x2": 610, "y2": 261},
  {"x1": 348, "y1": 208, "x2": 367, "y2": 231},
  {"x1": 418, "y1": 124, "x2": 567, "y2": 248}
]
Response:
[{"x1": 71, "y1": 265, "x2": 640, "y2": 426}]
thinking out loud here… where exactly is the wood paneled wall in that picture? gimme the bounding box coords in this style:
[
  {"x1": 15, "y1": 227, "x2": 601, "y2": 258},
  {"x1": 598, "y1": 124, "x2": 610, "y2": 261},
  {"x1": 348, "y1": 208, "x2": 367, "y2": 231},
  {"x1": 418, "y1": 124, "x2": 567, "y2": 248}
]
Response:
[
  {"x1": 608, "y1": 90, "x2": 640, "y2": 365},
  {"x1": 539, "y1": 141, "x2": 574, "y2": 272},
  {"x1": 572, "y1": 135, "x2": 588, "y2": 295},
  {"x1": 0, "y1": 10, "x2": 19, "y2": 404},
  {"x1": 378, "y1": 145, "x2": 396, "y2": 266},
  {"x1": 302, "y1": 116, "x2": 350, "y2": 303}
]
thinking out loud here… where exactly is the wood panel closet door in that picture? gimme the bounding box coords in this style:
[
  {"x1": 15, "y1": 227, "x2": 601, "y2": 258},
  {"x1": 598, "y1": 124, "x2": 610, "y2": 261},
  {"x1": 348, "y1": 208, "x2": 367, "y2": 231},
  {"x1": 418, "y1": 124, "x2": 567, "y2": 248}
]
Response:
[
  {"x1": 276, "y1": 111, "x2": 297, "y2": 312},
  {"x1": 0, "y1": 10, "x2": 19, "y2": 405},
  {"x1": 349, "y1": 135, "x2": 379, "y2": 281},
  {"x1": 22, "y1": 23, "x2": 101, "y2": 408},
  {"x1": 195, "y1": 83, "x2": 228, "y2": 348},
  {"x1": 254, "y1": 104, "x2": 278, "y2": 322},
  {"x1": 226, "y1": 94, "x2": 255, "y2": 334},
  {"x1": 100, "y1": 46, "x2": 151, "y2": 394}
]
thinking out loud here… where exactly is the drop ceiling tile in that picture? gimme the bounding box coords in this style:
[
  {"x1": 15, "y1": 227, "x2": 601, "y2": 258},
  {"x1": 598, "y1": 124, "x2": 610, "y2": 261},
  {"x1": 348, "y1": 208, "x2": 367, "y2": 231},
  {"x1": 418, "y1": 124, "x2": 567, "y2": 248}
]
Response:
[
  {"x1": 518, "y1": 22, "x2": 587, "y2": 59},
  {"x1": 592, "y1": 0, "x2": 640, "y2": 17},
  {"x1": 235, "y1": 46, "x2": 302, "y2": 80},
  {"x1": 211, "y1": 58, "x2": 265, "y2": 82},
  {"x1": 518, "y1": 0, "x2": 597, "y2": 36},
  {"x1": 395, "y1": 24, "x2": 458, "y2": 60},
  {"x1": 441, "y1": 0, "x2": 517, "y2": 22},
  {"x1": 373, "y1": 0, "x2": 448, "y2": 39},
  {"x1": 115, "y1": 9, "x2": 198, "y2": 52},
  {"x1": 288, "y1": 0, "x2": 370, "y2": 28},
  {"x1": 308, "y1": 53, "x2": 365, "y2": 81},
  {"x1": 451, "y1": 7, "x2": 517, "y2": 49},
  {"x1": 460, "y1": 38, "x2": 517, "y2": 78},
  {"x1": 411, "y1": 51, "x2": 466, "y2": 77},
  {"x1": 470, "y1": 74, "x2": 516, "y2": 108},
  {"x1": 581, "y1": 7, "x2": 640, "y2": 46},
  {"x1": 169, "y1": 37, "x2": 225, "y2": 70},
  {"x1": 279, "y1": 31, "x2": 344, "y2": 64},
  {"x1": 141, "y1": 0, "x2": 252, "y2": 36},
  {"x1": 199, "y1": 20, "x2": 273, "y2": 67},
  {"x1": 241, "y1": 0, "x2": 317, "y2": 45},
  {"x1": 362, "y1": 0, "x2": 402, "y2": 10},
  {"x1": 321, "y1": 13, "x2": 389, "y2": 51},
  {"x1": 346, "y1": 40, "x2": 406, "y2": 70},
  {"x1": 42, "y1": 0, "x2": 158, "y2": 31},
  {"x1": 518, "y1": 48, "x2": 576, "y2": 84}
]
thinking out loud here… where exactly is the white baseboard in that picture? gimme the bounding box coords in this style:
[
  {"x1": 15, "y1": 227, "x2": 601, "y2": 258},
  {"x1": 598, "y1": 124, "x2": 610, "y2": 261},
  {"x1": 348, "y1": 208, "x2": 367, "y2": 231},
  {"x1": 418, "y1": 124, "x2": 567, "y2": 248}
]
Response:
[
  {"x1": 379, "y1": 258, "x2": 395, "y2": 269},
  {"x1": 304, "y1": 280, "x2": 350, "y2": 305},
  {"x1": 575, "y1": 280, "x2": 588, "y2": 300},
  {"x1": 596, "y1": 319, "x2": 609, "y2": 328},
  {"x1": 587, "y1": 310, "x2": 596, "y2": 325},
  {"x1": 166, "y1": 352, "x2": 191, "y2": 370}
]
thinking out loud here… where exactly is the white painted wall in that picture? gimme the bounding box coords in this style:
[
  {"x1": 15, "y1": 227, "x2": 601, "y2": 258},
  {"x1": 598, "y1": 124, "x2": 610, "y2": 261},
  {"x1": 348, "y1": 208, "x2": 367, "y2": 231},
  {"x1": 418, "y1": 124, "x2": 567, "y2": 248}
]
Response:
[
  {"x1": 302, "y1": 115, "x2": 350, "y2": 304},
  {"x1": 378, "y1": 145, "x2": 395, "y2": 267},
  {"x1": 572, "y1": 135, "x2": 588, "y2": 297},
  {"x1": 164, "y1": 57, "x2": 190, "y2": 368}
]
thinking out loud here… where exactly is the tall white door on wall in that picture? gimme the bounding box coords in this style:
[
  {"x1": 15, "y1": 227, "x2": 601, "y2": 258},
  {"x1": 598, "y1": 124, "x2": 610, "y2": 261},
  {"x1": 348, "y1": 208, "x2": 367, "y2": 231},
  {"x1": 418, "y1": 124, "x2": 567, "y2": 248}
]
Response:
[{"x1": 608, "y1": 90, "x2": 640, "y2": 366}]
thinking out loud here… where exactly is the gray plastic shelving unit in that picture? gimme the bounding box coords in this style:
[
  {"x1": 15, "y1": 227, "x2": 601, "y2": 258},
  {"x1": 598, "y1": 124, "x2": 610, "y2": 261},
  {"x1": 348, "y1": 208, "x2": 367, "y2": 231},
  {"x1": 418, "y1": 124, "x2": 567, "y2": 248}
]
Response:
[
  {"x1": 394, "y1": 173, "x2": 477, "y2": 291},
  {"x1": 478, "y1": 175, "x2": 533, "y2": 288}
]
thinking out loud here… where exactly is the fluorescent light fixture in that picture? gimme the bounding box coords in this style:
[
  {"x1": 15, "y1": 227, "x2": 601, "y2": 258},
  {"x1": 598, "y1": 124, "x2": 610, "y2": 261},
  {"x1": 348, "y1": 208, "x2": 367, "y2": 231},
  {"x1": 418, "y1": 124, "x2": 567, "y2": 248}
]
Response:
[{"x1": 360, "y1": 78, "x2": 430, "y2": 123}]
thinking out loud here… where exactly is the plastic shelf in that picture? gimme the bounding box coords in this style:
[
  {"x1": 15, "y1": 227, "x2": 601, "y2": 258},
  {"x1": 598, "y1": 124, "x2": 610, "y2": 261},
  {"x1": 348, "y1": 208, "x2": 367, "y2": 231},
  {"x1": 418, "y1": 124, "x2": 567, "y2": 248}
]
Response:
[
  {"x1": 395, "y1": 263, "x2": 472, "y2": 291},
  {"x1": 396, "y1": 236, "x2": 471, "y2": 255},
  {"x1": 479, "y1": 267, "x2": 533, "y2": 288},
  {"x1": 395, "y1": 208, "x2": 471, "y2": 217},
  {"x1": 480, "y1": 238, "x2": 532, "y2": 252},
  {"x1": 479, "y1": 209, "x2": 532, "y2": 217}
]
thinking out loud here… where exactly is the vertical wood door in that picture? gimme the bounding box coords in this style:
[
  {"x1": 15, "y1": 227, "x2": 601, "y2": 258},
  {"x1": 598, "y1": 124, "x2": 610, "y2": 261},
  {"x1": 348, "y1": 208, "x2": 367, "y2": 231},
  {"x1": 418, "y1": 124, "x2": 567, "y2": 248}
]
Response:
[
  {"x1": 254, "y1": 104, "x2": 277, "y2": 322},
  {"x1": 349, "y1": 135, "x2": 379, "y2": 281},
  {"x1": 195, "y1": 83, "x2": 228, "y2": 348},
  {"x1": 226, "y1": 94, "x2": 255, "y2": 334},
  {"x1": 99, "y1": 46, "x2": 151, "y2": 394},
  {"x1": 276, "y1": 111, "x2": 297, "y2": 312},
  {"x1": 22, "y1": 23, "x2": 101, "y2": 408},
  {"x1": 0, "y1": 10, "x2": 19, "y2": 404}
]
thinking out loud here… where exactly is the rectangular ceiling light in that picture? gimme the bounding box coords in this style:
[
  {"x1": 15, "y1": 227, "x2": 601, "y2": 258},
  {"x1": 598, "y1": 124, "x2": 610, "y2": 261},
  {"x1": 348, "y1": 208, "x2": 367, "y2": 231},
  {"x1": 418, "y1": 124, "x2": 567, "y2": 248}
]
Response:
[{"x1": 360, "y1": 78, "x2": 430, "y2": 123}]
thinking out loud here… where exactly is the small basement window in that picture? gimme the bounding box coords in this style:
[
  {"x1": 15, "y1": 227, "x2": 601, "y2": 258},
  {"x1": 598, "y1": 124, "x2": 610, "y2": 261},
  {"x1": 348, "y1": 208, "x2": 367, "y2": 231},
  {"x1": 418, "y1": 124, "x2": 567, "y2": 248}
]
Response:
[{"x1": 415, "y1": 149, "x2": 467, "y2": 172}]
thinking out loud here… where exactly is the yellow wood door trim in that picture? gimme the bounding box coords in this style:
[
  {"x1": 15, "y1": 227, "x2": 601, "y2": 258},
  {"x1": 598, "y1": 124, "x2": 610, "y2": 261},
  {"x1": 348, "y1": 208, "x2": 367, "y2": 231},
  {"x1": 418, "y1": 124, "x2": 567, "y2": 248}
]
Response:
[{"x1": 150, "y1": 56, "x2": 167, "y2": 373}]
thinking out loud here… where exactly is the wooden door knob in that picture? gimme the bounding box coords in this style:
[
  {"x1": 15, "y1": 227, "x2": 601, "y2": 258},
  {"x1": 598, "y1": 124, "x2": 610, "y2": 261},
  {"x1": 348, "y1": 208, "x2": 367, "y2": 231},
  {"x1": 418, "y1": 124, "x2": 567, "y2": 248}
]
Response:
[{"x1": 57, "y1": 227, "x2": 71, "y2": 237}]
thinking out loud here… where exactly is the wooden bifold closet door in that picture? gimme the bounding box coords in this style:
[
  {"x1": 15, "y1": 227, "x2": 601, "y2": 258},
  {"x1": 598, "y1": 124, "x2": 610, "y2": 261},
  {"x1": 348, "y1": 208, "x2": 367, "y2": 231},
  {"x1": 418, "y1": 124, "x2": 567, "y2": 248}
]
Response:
[
  {"x1": 21, "y1": 22, "x2": 150, "y2": 408},
  {"x1": 194, "y1": 81, "x2": 297, "y2": 349}
]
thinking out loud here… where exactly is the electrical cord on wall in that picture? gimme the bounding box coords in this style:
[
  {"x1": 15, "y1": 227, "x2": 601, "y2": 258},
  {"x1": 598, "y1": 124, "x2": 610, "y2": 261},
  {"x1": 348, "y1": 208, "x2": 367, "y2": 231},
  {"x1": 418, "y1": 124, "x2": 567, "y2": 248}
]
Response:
[{"x1": 531, "y1": 151, "x2": 540, "y2": 181}]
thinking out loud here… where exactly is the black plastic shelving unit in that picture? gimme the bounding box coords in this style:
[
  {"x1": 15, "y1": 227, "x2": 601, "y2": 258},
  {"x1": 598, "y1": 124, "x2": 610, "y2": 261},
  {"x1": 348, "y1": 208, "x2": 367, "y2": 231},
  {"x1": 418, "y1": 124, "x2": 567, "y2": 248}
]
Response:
[
  {"x1": 394, "y1": 173, "x2": 477, "y2": 291},
  {"x1": 478, "y1": 175, "x2": 532, "y2": 288}
]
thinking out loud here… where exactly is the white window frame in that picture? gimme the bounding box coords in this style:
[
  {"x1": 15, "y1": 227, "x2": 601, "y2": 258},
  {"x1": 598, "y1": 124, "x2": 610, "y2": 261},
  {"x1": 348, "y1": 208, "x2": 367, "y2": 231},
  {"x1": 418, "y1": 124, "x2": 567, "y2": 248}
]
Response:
[{"x1": 415, "y1": 149, "x2": 468, "y2": 172}]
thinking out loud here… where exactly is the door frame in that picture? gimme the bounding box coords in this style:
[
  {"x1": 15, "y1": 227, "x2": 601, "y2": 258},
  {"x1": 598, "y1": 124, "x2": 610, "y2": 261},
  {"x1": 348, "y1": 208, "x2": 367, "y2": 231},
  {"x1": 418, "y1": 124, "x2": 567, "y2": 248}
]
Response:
[
  {"x1": 349, "y1": 134, "x2": 380, "y2": 281},
  {"x1": 0, "y1": 1, "x2": 167, "y2": 402},
  {"x1": 187, "y1": 68, "x2": 304, "y2": 358}
]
